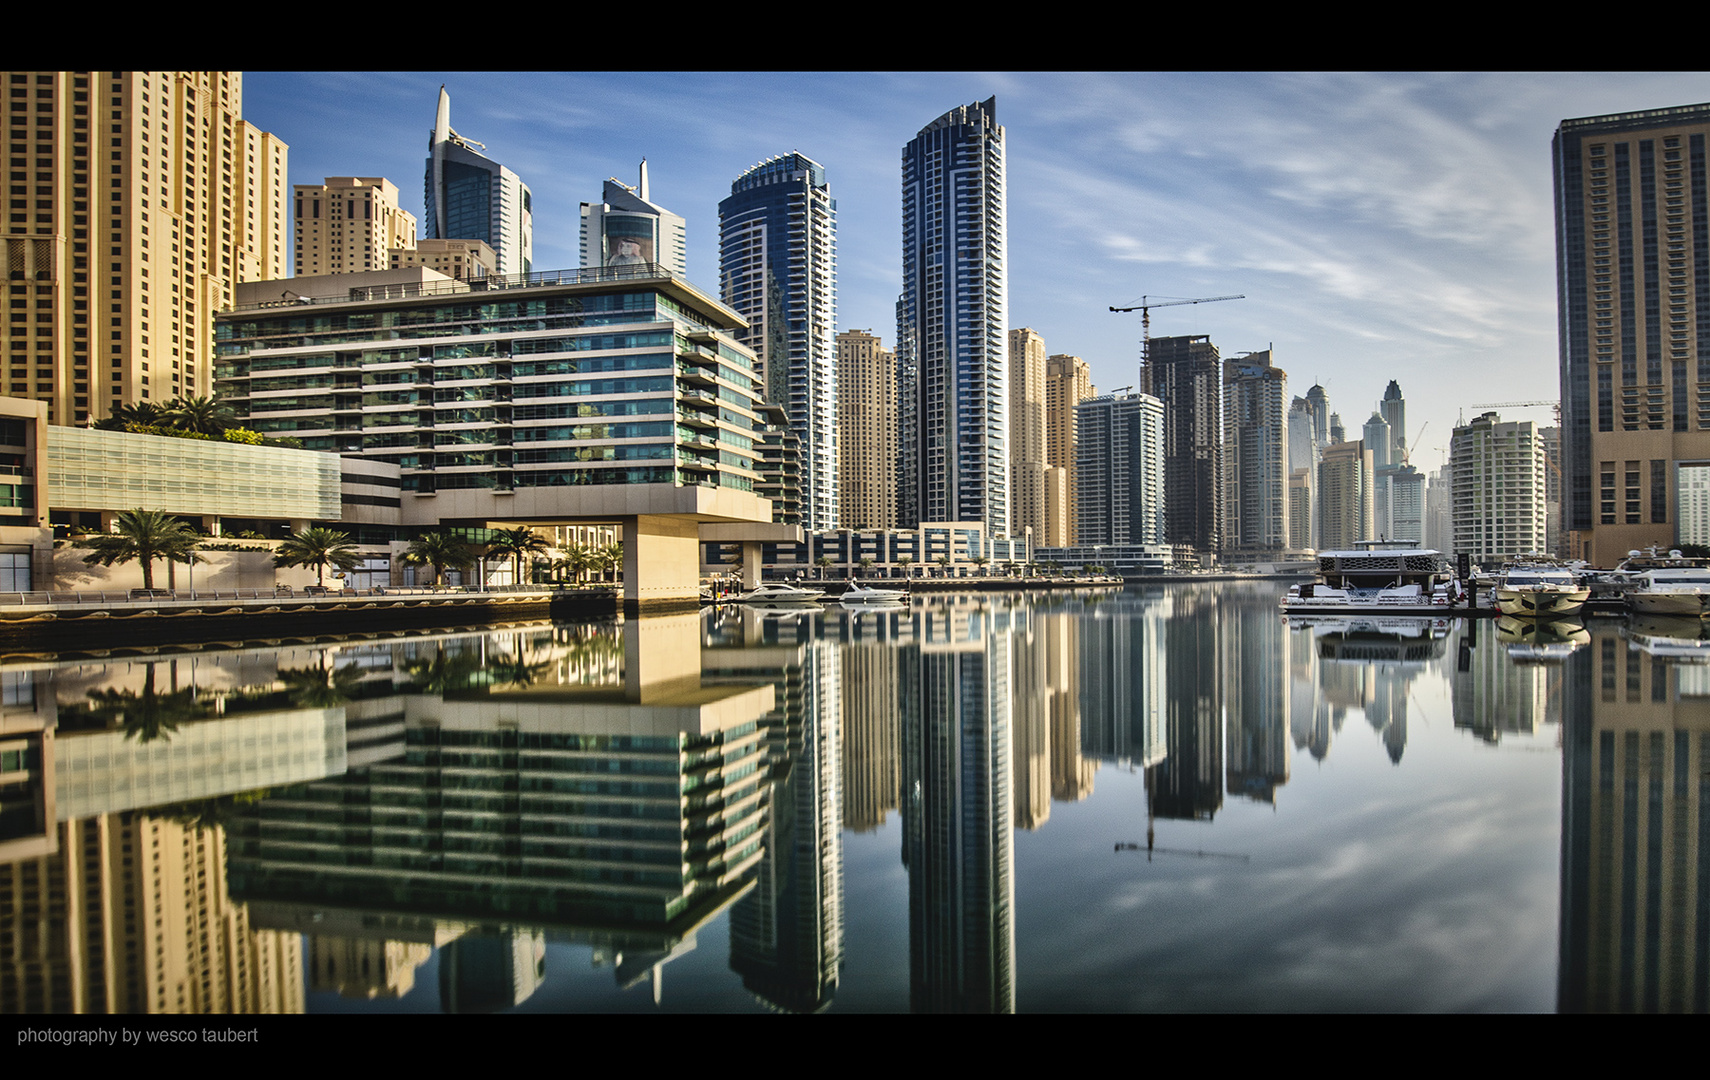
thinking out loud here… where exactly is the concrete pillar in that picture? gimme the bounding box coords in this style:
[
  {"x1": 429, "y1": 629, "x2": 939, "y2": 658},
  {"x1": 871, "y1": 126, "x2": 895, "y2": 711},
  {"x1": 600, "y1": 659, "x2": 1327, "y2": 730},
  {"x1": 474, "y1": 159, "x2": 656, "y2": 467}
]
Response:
[
  {"x1": 201, "y1": 516, "x2": 222, "y2": 537},
  {"x1": 741, "y1": 541, "x2": 762, "y2": 590},
  {"x1": 622, "y1": 515, "x2": 701, "y2": 617},
  {"x1": 288, "y1": 518, "x2": 310, "y2": 537}
]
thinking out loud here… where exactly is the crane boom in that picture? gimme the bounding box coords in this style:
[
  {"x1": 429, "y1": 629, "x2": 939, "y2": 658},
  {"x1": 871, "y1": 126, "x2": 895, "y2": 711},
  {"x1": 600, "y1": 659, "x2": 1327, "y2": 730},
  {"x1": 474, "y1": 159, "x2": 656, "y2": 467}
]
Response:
[{"x1": 1109, "y1": 294, "x2": 1245, "y2": 381}]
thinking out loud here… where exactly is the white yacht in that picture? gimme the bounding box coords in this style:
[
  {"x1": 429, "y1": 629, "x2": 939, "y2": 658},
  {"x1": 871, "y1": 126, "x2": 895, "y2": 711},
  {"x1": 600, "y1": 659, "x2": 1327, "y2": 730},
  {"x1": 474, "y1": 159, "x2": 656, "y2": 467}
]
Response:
[
  {"x1": 1619, "y1": 549, "x2": 1710, "y2": 617},
  {"x1": 1493, "y1": 560, "x2": 1589, "y2": 618},
  {"x1": 838, "y1": 583, "x2": 909, "y2": 605},
  {"x1": 1281, "y1": 544, "x2": 1454, "y2": 615},
  {"x1": 736, "y1": 582, "x2": 826, "y2": 604}
]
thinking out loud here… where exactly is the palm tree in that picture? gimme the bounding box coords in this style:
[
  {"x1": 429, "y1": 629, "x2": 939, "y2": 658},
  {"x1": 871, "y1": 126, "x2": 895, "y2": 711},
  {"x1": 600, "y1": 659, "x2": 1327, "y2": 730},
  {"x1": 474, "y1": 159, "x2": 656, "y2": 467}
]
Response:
[
  {"x1": 161, "y1": 395, "x2": 236, "y2": 435},
  {"x1": 594, "y1": 541, "x2": 623, "y2": 584},
  {"x1": 858, "y1": 556, "x2": 875, "y2": 578},
  {"x1": 94, "y1": 401, "x2": 168, "y2": 431},
  {"x1": 816, "y1": 554, "x2": 835, "y2": 581},
  {"x1": 404, "y1": 531, "x2": 475, "y2": 589},
  {"x1": 273, "y1": 527, "x2": 362, "y2": 587},
  {"x1": 80, "y1": 509, "x2": 204, "y2": 591},
  {"x1": 897, "y1": 555, "x2": 915, "y2": 579},
  {"x1": 486, "y1": 526, "x2": 552, "y2": 586}
]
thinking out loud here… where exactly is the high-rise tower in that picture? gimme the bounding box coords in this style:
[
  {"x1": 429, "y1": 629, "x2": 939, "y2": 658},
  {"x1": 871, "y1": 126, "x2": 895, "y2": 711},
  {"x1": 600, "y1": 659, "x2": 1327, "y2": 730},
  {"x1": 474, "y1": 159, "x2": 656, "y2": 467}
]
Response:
[
  {"x1": 1142, "y1": 334, "x2": 1223, "y2": 560},
  {"x1": 836, "y1": 329, "x2": 896, "y2": 530},
  {"x1": 582, "y1": 160, "x2": 686, "y2": 279},
  {"x1": 1222, "y1": 349, "x2": 1289, "y2": 559},
  {"x1": 293, "y1": 177, "x2": 416, "y2": 278},
  {"x1": 1008, "y1": 328, "x2": 1053, "y2": 546},
  {"x1": 898, "y1": 98, "x2": 1008, "y2": 534},
  {"x1": 425, "y1": 86, "x2": 532, "y2": 277},
  {"x1": 1554, "y1": 102, "x2": 1710, "y2": 563},
  {"x1": 0, "y1": 71, "x2": 287, "y2": 426},
  {"x1": 1045, "y1": 354, "x2": 1094, "y2": 546},
  {"x1": 720, "y1": 153, "x2": 838, "y2": 530}
]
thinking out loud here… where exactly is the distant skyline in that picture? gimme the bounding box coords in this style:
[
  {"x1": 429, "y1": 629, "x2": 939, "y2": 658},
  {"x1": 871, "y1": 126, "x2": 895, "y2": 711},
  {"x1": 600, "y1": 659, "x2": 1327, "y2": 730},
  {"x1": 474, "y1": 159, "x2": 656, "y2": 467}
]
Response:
[{"x1": 242, "y1": 71, "x2": 1710, "y2": 472}]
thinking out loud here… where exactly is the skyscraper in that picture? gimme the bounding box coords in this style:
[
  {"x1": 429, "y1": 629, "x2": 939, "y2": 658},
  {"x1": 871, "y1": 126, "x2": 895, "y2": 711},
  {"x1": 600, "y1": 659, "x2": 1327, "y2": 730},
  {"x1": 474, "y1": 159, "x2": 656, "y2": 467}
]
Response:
[
  {"x1": 582, "y1": 160, "x2": 685, "y2": 279},
  {"x1": 1450, "y1": 411, "x2": 1547, "y2": 563},
  {"x1": 1008, "y1": 328, "x2": 1053, "y2": 545},
  {"x1": 1554, "y1": 102, "x2": 1710, "y2": 564},
  {"x1": 1380, "y1": 380, "x2": 1407, "y2": 463},
  {"x1": 1075, "y1": 391, "x2": 1166, "y2": 547},
  {"x1": 1045, "y1": 353, "x2": 1095, "y2": 546},
  {"x1": 1142, "y1": 334, "x2": 1222, "y2": 560},
  {"x1": 1221, "y1": 349, "x2": 1289, "y2": 559},
  {"x1": 0, "y1": 71, "x2": 287, "y2": 426},
  {"x1": 1318, "y1": 439, "x2": 1372, "y2": 550},
  {"x1": 293, "y1": 177, "x2": 416, "y2": 277},
  {"x1": 837, "y1": 329, "x2": 896, "y2": 530},
  {"x1": 424, "y1": 86, "x2": 532, "y2": 277},
  {"x1": 898, "y1": 98, "x2": 1008, "y2": 534},
  {"x1": 719, "y1": 153, "x2": 838, "y2": 530}
]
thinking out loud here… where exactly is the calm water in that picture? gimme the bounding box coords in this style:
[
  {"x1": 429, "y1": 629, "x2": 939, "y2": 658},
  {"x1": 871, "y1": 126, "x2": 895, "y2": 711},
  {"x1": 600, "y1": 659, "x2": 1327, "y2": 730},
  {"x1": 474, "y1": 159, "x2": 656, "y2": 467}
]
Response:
[{"x1": 2, "y1": 582, "x2": 1703, "y2": 1013}]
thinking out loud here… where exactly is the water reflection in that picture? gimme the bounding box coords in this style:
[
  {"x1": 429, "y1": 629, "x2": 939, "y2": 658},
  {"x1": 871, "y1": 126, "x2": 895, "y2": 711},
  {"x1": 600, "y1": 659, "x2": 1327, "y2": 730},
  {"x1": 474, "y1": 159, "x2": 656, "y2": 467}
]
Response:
[
  {"x1": 1559, "y1": 619, "x2": 1710, "y2": 1013},
  {"x1": 1, "y1": 586, "x2": 1706, "y2": 1011}
]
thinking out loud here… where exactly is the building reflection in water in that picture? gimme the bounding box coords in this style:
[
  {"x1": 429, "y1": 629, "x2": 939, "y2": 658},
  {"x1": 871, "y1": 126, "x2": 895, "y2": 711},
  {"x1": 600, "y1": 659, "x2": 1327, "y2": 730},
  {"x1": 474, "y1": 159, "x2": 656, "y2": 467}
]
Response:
[
  {"x1": 223, "y1": 618, "x2": 776, "y2": 1012},
  {"x1": 705, "y1": 606, "x2": 845, "y2": 1013},
  {"x1": 902, "y1": 598, "x2": 1014, "y2": 1013},
  {"x1": 1286, "y1": 615, "x2": 1452, "y2": 766},
  {"x1": 1559, "y1": 622, "x2": 1710, "y2": 1013}
]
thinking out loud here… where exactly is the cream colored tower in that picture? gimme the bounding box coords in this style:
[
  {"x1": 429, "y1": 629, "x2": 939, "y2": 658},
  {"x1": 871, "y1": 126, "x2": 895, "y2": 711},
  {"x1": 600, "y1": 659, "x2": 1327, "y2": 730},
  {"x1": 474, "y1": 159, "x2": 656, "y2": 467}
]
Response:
[
  {"x1": 1045, "y1": 353, "x2": 1094, "y2": 545},
  {"x1": 1009, "y1": 328, "x2": 1055, "y2": 549},
  {"x1": 0, "y1": 71, "x2": 287, "y2": 426},
  {"x1": 293, "y1": 177, "x2": 417, "y2": 277},
  {"x1": 836, "y1": 328, "x2": 897, "y2": 529}
]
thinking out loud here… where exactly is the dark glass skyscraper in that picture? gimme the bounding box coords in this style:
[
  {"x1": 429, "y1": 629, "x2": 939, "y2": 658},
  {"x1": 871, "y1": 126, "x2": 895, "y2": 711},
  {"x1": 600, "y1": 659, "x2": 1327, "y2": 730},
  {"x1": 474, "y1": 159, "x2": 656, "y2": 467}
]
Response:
[
  {"x1": 898, "y1": 98, "x2": 1008, "y2": 534},
  {"x1": 719, "y1": 154, "x2": 839, "y2": 531},
  {"x1": 1142, "y1": 334, "x2": 1223, "y2": 560},
  {"x1": 424, "y1": 86, "x2": 532, "y2": 277}
]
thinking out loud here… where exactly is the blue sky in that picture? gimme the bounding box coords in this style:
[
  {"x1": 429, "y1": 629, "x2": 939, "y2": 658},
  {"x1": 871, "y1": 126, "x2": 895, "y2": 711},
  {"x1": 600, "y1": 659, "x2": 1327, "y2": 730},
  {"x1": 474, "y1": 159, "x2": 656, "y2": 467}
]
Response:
[{"x1": 243, "y1": 72, "x2": 1710, "y2": 471}]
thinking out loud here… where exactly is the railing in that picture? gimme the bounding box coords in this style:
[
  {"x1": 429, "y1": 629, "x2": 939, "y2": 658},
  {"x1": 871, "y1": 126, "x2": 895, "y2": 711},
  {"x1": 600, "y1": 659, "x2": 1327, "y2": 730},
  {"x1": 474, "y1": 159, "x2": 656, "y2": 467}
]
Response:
[
  {"x1": 0, "y1": 584, "x2": 611, "y2": 607},
  {"x1": 230, "y1": 264, "x2": 687, "y2": 313}
]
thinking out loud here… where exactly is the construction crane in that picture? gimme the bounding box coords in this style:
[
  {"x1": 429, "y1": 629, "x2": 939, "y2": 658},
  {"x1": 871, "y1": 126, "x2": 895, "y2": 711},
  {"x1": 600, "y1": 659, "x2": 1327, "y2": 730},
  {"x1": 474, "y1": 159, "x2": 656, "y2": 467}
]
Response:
[
  {"x1": 1403, "y1": 421, "x2": 1428, "y2": 466},
  {"x1": 1471, "y1": 399, "x2": 1561, "y2": 425},
  {"x1": 1109, "y1": 294, "x2": 1244, "y2": 378}
]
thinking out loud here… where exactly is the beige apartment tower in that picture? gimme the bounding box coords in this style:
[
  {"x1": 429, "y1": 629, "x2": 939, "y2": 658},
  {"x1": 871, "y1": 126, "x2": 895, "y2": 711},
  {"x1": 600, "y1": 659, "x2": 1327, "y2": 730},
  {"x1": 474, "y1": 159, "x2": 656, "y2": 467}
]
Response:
[
  {"x1": 1045, "y1": 353, "x2": 1094, "y2": 545},
  {"x1": 1555, "y1": 103, "x2": 1710, "y2": 564},
  {"x1": 389, "y1": 237, "x2": 495, "y2": 281},
  {"x1": 837, "y1": 329, "x2": 897, "y2": 529},
  {"x1": 293, "y1": 176, "x2": 416, "y2": 277},
  {"x1": 1009, "y1": 327, "x2": 1059, "y2": 548},
  {"x1": 0, "y1": 71, "x2": 288, "y2": 426}
]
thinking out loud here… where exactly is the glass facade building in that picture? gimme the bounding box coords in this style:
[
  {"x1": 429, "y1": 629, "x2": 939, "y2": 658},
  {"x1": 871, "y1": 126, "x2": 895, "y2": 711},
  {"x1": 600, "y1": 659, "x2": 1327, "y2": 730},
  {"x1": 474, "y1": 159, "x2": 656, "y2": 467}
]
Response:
[
  {"x1": 719, "y1": 154, "x2": 839, "y2": 531},
  {"x1": 214, "y1": 268, "x2": 767, "y2": 510},
  {"x1": 898, "y1": 99, "x2": 1008, "y2": 536},
  {"x1": 425, "y1": 87, "x2": 532, "y2": 277}
]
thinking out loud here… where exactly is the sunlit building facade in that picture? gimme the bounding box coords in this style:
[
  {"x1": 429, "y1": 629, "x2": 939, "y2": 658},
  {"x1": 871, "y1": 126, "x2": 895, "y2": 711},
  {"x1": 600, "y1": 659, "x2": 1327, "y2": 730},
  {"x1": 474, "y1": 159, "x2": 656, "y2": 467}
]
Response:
[
  {"x1": 720, "y1": 153, "x2": 838, "y2": 531},
  {"x1": 898, "y1": 98, "x2": 1008, "y2": 536},
  {"x1": 0, "y1": 71, "x2": 287, "y2": 426}
]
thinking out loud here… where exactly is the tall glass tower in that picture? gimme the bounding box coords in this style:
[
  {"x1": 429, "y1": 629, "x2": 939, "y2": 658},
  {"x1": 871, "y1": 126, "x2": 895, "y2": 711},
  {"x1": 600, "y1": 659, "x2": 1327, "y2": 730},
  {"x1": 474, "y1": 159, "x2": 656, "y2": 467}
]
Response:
[
  {"x1": 719, "y1": 153, "x2": 839, "y2": 530},
  {"x1": 898, "y1": 98, "x2": 1008, "y2": 534},
  {"x1": 424, "y1": 86, "x2": 533, "y2": 277}
]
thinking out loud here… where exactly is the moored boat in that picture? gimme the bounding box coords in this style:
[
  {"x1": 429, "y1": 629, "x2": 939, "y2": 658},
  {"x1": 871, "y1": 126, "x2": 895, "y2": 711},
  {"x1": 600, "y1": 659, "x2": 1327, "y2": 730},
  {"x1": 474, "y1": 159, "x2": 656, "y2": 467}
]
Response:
[
  {"x1": 838, "y1": 583, "x2": 909, "y2": 605},
  {"x1": 735, "y1": 582, "x2": 826, "y2": 604},
  {"x1": 1493, "y1": 559, "x2": 1589, "y2": 618},
  {"x1": 1281, "y1": 543, "x2": 1454, "y2": 615},
  {"x1": 1619, "y1": 549, "x2": 1710, "y2": 617}
]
